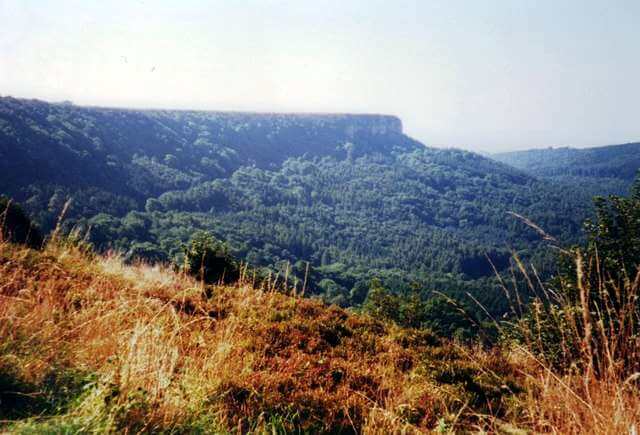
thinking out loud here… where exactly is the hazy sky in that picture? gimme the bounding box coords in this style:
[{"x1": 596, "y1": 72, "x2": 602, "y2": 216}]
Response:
[{"x1": 1, "y1": 0, "x2": 639, "y2": 152}]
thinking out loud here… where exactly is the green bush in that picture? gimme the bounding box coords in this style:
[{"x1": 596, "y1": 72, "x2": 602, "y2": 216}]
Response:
[
  {"x1": 182, "y1": 231, "x2": 239, "y2": 284},
  {"x1": 0, "y1": 197, "x2": 43, "y2": 249},
  {"x1": 506, "y1": 175, "x2": 640, "y2": 376}
]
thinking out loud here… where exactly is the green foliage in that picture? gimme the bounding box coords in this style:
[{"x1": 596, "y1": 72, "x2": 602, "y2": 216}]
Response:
[
  {"x1": 506, "y1": 176, "x2": 640, "y2": 375},
  {"x1": 584, "y1": 174, "x2": 640, "y2": 278},
  {"x1": 0, "y1": 364, "x2": 92, "y2": 420},
  {"x1": 421, "y1": 296, "x2": 476, "y2": 340},
  {"x1": 362, "y1": 279, "x2": 402, "y2": 322},
  {"x1": 2, "y1": 96, "x2": 634, "y2": 335},
  {"x1": 363, "y1": 280, "x2": 475, "y2": 338},
  {"x1": 182, "y1": 231, "x2": 239, "y2": 284}
]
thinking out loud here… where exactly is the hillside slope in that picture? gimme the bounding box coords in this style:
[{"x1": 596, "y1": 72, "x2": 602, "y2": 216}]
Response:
[
  {"x1": 492, "y1": 142, "x2": 640, "y2": 196},
  {"x1": 3, "y1": 238, "x2": 640, "y2": 433},
  {"x1": 0, "y1": 240, "x2": 520, "y2": 433},
  {"x1": 0, "y1": 96, "x2": 411, "y2": 216},
  {"x1": 0, "y1": 97, "x2": 594, "y2": 312},
  {"x1": 492, "y1": 142, "x2": 640, "y2": 180}
]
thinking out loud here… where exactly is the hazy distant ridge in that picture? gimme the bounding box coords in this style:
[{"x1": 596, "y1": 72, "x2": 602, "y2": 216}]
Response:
[{"x1": 492, "y1": 142, "x2": 640, "y2": 180}]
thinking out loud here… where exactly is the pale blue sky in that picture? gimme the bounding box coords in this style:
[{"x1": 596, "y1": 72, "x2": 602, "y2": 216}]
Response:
[{"x1": 1, "y1": 0, "x2": 639, "y2": 151}]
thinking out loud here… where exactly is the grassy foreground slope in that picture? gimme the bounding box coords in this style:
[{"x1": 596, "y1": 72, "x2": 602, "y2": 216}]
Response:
[
  {"x1": 0, "y1": 239, "x2": 515, "y2": 433},
  {"x1": 2, "y1": 238, "x2": 639, "y2": 433}
]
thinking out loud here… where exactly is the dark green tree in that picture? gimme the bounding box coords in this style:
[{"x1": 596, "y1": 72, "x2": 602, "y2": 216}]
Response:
[
  {"x1": 362, "y1": 279, "x2": 401, "y2": 323},
  {"x1": 421, "y1": 296, "x2": 474, "y2": 340},
  {"x1": 182, "y1": 231, "x2": 239, "y2": 284},
  {"x1": 0, "y1": 197, "x2": 43, "y2": 249},
  {"x1": 583, "y1": 173, "x2": 640, "y2": 279}
]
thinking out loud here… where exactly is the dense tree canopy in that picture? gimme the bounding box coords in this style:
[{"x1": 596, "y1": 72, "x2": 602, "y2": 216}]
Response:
[{"x1": 1, "y1": 96, "x2": 636, "y2": 320}]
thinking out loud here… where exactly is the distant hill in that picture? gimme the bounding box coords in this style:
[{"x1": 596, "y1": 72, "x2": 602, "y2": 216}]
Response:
[
  {"x1": 492, "y1": 142, "x2": 640, "y2": 196},
  {"x1": 0, "y1": 96, "x2": 595, "y2": 313},
  {"x1": 492, "y1": 142, "x2": 640, "y2": 180},
  {"x1": 0, "y1": 96, "x2": 409, "y2": 204}
]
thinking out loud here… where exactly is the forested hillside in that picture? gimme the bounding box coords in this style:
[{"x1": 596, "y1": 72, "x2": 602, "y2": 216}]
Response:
[
  {"x1": 492, "y1": 142, "x2": 640, "y2": 196},
  {"x1": 0, "y1": 97, "x2": 595, "y2": 313}
]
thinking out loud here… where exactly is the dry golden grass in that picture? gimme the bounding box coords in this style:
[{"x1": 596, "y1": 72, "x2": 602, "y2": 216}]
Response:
[
  {"x1": 1, "y1": 238, "x2": 639, "y2": 433},
  {"x1": 0, "y1": 240, "x2": 474, "y2": 433},
  {"x1": 495, "y1": 247, "x2": 640, "y2": 435},
  {"x1": 513, "y1": 355, "x2": 640, "y2": 434}
]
